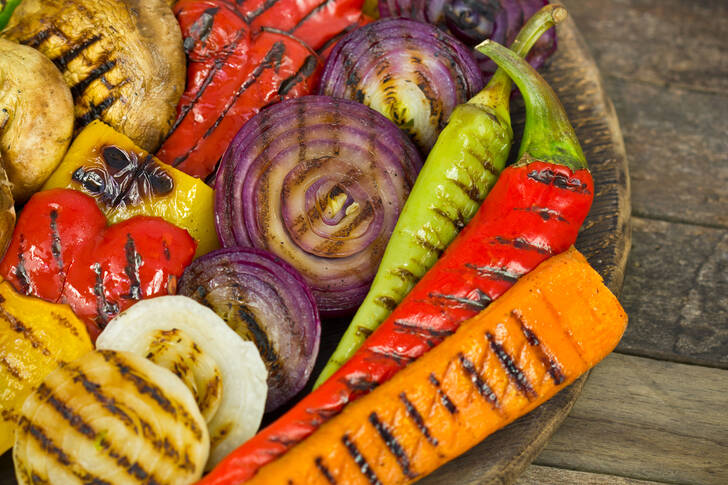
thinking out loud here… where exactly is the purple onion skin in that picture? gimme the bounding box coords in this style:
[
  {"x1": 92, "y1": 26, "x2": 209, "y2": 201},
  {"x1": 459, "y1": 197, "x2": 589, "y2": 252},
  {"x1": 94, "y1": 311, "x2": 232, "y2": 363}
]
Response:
[
  {"x1": 318, "y1": 17, "x2": 484, "y2": 155},
  {"x1": 178, "y1": 247, "x2": 321, "y2": 413},
  {"x1": 215, "y1": 96, "x2": 422, "y2": 317},
  {"x1": 379, "y1": 0, "x2": 557, "y2": 78}
]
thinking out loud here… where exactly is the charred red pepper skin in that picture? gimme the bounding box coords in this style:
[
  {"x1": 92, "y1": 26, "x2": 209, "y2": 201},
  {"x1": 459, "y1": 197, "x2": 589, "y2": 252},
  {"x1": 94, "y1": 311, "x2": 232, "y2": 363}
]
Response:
[
  {"x1": 0, "y1": 189, "x2": 197, "y2": 340},
  {"x1": 197, "y1": 161, "x2": 594, "y2": 484},
  {"x1": 156, "y1": 0, "x2": 367, "y2": 180}
]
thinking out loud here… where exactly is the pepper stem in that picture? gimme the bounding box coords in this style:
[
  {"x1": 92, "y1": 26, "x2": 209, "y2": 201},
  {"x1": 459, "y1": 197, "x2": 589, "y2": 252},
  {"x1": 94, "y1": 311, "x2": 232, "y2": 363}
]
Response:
[
  {"x1": 468, "y1": 4, "x2": 568, "y2": 125},
  {"x1": 475, "y1": 36, "x2": 588, "y2": 171}
]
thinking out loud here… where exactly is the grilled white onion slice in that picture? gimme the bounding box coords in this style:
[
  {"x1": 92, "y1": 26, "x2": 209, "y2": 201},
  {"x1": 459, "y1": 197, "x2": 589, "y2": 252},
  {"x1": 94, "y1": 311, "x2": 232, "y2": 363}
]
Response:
[
  {"x1": 96, "y1": 295, "x2": 268, "y2": 468},
  {"x1": 13, "y1": 349, "x2": 209, "y2": 484}
]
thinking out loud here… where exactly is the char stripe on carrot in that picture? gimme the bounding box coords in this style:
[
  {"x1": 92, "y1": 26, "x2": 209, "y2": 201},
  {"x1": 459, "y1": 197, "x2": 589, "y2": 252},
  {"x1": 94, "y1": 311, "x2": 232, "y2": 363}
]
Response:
[
  {"x1": 315, "y1": 456, "x2": 338, "y2": 485},
  {"x1": 398, "y1": 392, "x2": 438, "y2": 447},
  {"x1": 368, "y1": 412, "x2": 416, "y2": 479},
  {"x1": 240, "y1": 248, "x2": 627, "y2": 485},
  {"x1": 486, "y1": 332, "x2": 538, "y2": 399},
  {"x1": 458, "y1": 352, "x2": 499, "y2": 408},
  {"x1": 428, "y1": 374, "x2": 458, "y2": 415},
  {"x1": 341, "y1": 433, "x2": 381, "y2": 485}
]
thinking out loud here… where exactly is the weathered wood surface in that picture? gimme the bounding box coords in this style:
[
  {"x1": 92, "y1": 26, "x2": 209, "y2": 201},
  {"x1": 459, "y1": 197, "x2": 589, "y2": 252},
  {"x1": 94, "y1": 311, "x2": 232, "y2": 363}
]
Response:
[
  {"x1": 536, "y1": 353, "x2": 728, "y2": 484},
  {"x1": 517, "y1": 465, "x2": 669, "y2": 485},
  {"x1": 618, "y1": 217, "x2": 728, "y2": 368}
]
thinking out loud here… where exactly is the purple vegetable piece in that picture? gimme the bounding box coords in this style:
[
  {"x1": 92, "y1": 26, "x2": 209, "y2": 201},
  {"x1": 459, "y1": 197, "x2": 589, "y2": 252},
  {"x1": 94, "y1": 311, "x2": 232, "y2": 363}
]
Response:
[
  {"x1": 178, "y1": 247, "x2": 321, "y2": 413},
  {"x1": 214, "y1": 96, "x2": 422, "y2": 317},
  {"x1": 318, "y1": 17, "x2": 484, "y2": 154}
]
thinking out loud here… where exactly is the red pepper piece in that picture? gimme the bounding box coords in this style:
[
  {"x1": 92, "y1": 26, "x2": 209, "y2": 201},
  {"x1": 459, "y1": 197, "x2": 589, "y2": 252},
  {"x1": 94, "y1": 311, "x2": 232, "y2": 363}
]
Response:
[
  {"x1": 62, "y1": 216, "x2": 196, "y2": 341},
  {"x1": 199, "y1": 35, "x2": 594, "y2": 484},
  {"x1": 156, "y1": 0, "x2": 325, "y2": 180},
  {"x1": 0, "y1": 189, "x2": 106, "y2": 302},
  {"x1": 0, "y1": 189, "x2": 196, "y2": 340}
]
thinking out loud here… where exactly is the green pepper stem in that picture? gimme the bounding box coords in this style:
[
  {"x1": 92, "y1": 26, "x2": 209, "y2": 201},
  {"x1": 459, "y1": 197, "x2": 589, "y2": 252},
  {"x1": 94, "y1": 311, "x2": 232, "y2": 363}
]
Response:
[
  {"x1": 476, "y1": 35, "x2": 588, "y2": 171},
  {"x1": 468, "y1": 4, "x2": 568, "y2": 125}
]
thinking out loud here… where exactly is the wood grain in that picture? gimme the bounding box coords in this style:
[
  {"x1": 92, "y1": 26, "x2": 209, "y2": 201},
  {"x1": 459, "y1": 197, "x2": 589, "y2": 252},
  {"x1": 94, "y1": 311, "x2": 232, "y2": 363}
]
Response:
[
  {"x1": 561, "y1": 0, "x2": 728, "y2": 95},
  {"x1": 517, "y1": 465, "x2": 669, "y2": 485},
  {"x1": 536, "y1": 353, "x2": 728, "y2": 484},
  {"x1": 618, "y1": 217, "x2": 728, "y2": 368}
]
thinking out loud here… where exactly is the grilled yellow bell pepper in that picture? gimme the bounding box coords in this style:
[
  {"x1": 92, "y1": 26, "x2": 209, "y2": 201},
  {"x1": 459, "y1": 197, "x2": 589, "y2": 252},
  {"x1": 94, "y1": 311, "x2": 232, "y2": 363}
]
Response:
[
  {"x1": 0, "y1": 279, "x2": 93, "y2": 454},
  {"x1": 42, "y1": 120, "x2": 219, "y2": 256}
]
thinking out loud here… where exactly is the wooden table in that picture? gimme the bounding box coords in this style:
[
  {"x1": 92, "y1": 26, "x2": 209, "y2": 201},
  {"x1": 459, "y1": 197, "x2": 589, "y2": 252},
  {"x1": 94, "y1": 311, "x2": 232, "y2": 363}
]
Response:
[{"x1": 515, "y1": 1, "x2": 728, "y2": 483}]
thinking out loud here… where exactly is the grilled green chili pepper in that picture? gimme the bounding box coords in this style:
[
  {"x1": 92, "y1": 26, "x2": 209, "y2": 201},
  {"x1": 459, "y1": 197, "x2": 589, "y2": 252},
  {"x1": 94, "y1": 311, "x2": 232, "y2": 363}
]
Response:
[{"x1": 316, "y1": 3, "x2": 567, "y2": 386}]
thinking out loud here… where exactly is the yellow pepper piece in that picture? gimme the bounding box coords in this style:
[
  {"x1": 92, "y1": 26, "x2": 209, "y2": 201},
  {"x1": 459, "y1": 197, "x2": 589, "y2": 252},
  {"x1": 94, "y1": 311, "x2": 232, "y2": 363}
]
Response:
[
  {"x1": 43, "y1": 120, "x2": 219, "y2": 257},
  {"x1": 0, "y1": 280, "x2": 93, "y2": 453}
]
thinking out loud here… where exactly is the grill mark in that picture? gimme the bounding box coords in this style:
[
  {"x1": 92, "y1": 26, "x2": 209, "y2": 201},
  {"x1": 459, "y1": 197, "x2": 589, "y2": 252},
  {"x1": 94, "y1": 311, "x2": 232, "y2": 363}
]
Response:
[
  {"x1": 493, "y1": 236, "x2": 552, "y2": 255},
  {"x1": 368, "y1": 412, "x2": 416, "y2": 478},
  {"x1": 174, "y1": 42, "x2": 286, "y2": 167},
  {"x1": 49, "y1": 210, "x2": 64, "y2": 271},
  {"x1": 70, "y1": 60, "x2": 117, "y2": 98},
  {"x1": 342, "y1": 375, "x2": 378, "y2": 394},
  {"x1": 375, "y1": 295, "x2": 398, "y2": 311},
  {"x1": 428, "y1": 373, "x2": 457, "y2": 414},
  {"x1": 431, "y1": 207, "x2": 465, "y2": 230},
  {"x1": 414, "y1": 233, "x2": 443, "y2": 255},
  {"x1": 123, "y1": 234, "x2": 143, "y2": 300},
  {"x1": 399, "y1": 392, "x2": 438, "y2": 446},
  {"x1": 0, "y1": 305, "x2": 51, "y2": 356},
  {"x1": 186, "y1": 6, "x2": 220, "y2": 51},
  {"x1": 289, "y1": 0, "x2": 337, "y2": 34},
  {"x1": 76, "y1": 95, "x2": 116, "y2": 131},
  {"x1": 486, "y1": 332, "x2": 537, "y2": 399},
  {"x1": 527, "y1": 168, "x2": 591, "y2": 193},
  {"x1": 465, "y1": 263, "x2": 521, "y2": 284},
  {"x1": 458, "y1": 353, "x2": 498, "y2": 408},
  {"x1": 514, "y1": 206, "x2": 569, "y2": 222},
  {"x1": 390, "y1": 267, "x2": 417, "y2": 285},
  {"x1": 512, "y1": 309, "x2": 565, "y2": 385},
  {"x1": 51, "y1": 36, "x2": 102, "y2": 71},
  {"x1": 235, "y1": 305, "x2": 283, "y2": 385},
  {"x1": 15, "y1": 234, "x2": 32, "y2": 294},
  {"x1": 22, "y1": 28, "x2": 53, "y2": 48},
  {"x1": 36, "y1": 383, "x2": 167, "y2": 483},
  {"x1": 99, "y1": 351, "x2": 204, "y2": 441},
  {"x1": 278, "y1": 54, "x2": 319, "y2": 96},
  {"x1": 92, "y1": 263, "x2": 119, "y2": 327},
  {"x1": 368, "y1": 347, "x2": 414, "y2": 366},
  {"x1": 341, "y1": 433, "x2": 382, "y2": 485},
  {"x1": 427, "y1": 292, "x2": 489, "y2": 311},
  {"x1": 392, "y1": 319, "x2": 454, "y2": 339},
  {"x1": 464, "y1": 147, "x2": 498, "y2": 175},
  {"x1": 162, "y1": 240, "x2": 171, "y2": 260},
  {"x1": 314, "y1": 456, "x2": 337, "y2": 484},
  {"x1": 243, "y1": 0, "x2": 279, "y2": 22},
  {"x1": 0, "y1": 356, "x2": 22, "y2": 380},
  {"x1": 450, "y1": 178, "x2": 481, "y2": 203}
]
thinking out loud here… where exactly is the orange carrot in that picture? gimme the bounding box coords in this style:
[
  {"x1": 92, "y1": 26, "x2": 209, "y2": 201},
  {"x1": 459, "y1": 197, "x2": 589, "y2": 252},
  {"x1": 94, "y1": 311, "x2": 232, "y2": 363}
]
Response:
[{"x1": 244, "y1": 247, "x2": 627, "y2": 485}]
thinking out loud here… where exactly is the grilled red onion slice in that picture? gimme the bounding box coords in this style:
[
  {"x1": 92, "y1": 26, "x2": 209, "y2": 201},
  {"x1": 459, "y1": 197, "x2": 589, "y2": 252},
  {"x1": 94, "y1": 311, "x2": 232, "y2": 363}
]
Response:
[
  {"x1": 319, "y1": 18, "x2": 483, "y2": 154},
  {"x1": 379, "y1": 0, "x2": 556, "y2": 78},
  {"x1": 177, "y1": 247, "x2": 320, "y2": 413},
  {"x1": 215, "y1": 96, "x2": 422, "y2": 316}
]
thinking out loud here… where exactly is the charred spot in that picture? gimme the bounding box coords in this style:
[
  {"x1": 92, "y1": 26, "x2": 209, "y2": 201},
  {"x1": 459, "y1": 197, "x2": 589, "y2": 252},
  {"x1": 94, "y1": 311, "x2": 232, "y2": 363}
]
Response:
[{"x1": 486, "y1": 332, "x2": 537, "y2": 399}]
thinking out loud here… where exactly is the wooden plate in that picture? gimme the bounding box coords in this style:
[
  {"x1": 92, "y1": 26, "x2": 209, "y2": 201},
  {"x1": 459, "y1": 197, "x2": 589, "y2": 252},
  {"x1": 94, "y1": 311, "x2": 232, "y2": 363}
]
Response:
[{"x1": 0, "y1": 15, "x2": 630, "y2": 485}]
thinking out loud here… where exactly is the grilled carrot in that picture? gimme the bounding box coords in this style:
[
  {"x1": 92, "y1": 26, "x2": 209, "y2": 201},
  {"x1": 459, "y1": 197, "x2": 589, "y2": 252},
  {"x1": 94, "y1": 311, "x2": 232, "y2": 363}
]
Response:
[{"x1": 241, "y1": 247, "x2": 627, "y2": 484}]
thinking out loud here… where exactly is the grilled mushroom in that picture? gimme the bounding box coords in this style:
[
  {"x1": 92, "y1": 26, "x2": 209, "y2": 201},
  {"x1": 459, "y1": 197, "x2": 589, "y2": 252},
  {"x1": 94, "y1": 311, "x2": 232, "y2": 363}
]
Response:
[
  {"x1": 0, "y1": 37, "x2": 74, "y2": 202},
  {"x1": 2, "y1": 0, "x2": 186, "y2": 153}
]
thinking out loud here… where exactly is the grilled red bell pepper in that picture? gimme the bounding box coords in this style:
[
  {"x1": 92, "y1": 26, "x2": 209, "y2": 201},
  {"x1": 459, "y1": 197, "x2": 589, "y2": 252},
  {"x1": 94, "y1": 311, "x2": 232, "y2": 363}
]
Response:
[
  {"x1": 156, "y1": 0, "x2": 367, "y2": 180},
  {"x1": 0, "y1": 189, "x2": 196, "y2": 341},
  {"x1": 199, "y1": 37, "x2": 594, "y2": 484}
]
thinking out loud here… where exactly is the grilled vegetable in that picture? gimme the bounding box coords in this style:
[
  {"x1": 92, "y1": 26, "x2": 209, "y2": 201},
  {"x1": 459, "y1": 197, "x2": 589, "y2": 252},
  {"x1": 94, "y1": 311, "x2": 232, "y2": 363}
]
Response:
[
  {"x1": 0, "y1": 189, "x2": 197, "y2": 340},
  {"x1": 0, "y1": 0, "x2": 21, "y2": 30},
  {"x1": 156, "y1": 0, "x2": 324, "y2": 180},
  {"x1": 0, "y1": 155, "x2": 14, "y2": 259},
  {"x1": 178, "y1": 248, "x2": 320, "y2": 413},
  {"x1": 96, "y1": 296, "x2": 268, "y2": 469},
  {"x1": 2, "y1": 0, "x2": 186, "y2": 152},
  {"x1": 378, "y1": 0, "x2": 556, "y2": 79},
  {"x1": 0, "y1": 38, "x2": 74, "y2": 201},
  {"x1": 319, "y1": 17, "x2": 484, "y2": 154},
  {"x1": 42, "y1": 120, "x2": 218, "y2": 257},
  {"x1": 13, "y1": 350, "x2": 209, "y2": 484},
  {"x1": 0, "y1": 280, "x2": 93, "y2": 455},
  {"x1": 215, "y1": 96, "x2": 422, "y2": 316},
  {"x1": 201, "y1": 248, "x2": 628, "y2": 484},
  {"x1": 318, "y1": 4, "x2": 566, "y2": 384}
]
